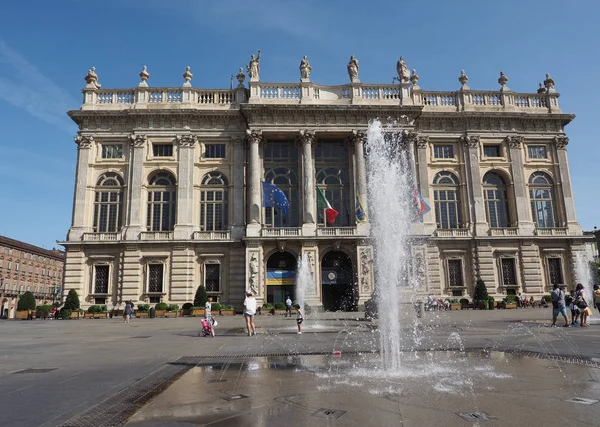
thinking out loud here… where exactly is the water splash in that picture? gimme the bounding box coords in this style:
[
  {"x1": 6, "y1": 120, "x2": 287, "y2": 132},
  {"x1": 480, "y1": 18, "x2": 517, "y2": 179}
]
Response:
[
  {"x1": 296, "y1": 253, "x2": 312, "y2": 315},
  {"x1": 366, "y1": 119, "x2": 416, "y2": 370},
  {"x1": 575, "y1": 252, "x2": 593, "y2": 301}
]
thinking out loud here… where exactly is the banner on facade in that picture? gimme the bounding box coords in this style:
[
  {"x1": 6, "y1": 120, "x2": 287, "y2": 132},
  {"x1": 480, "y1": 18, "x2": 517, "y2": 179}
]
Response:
[{"x1": 266, "y1": 270, "x2": 296, "y2": 286}]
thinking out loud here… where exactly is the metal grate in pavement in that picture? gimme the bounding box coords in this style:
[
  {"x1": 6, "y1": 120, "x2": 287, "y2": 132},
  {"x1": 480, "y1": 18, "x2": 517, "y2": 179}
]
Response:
[
  {"x1": 222, "y1": 394, "x2": 248, "y2": 402},
  {"x1": 12, "y1": 368, "x2": 57, "y2": 374},
  {"x1": 312, "y1": 408, "x2": 346, "y2": 419},
  {"x1": 565, "y1": 397, "x2": 599, "y2": 405},
  {"x1": 457, "y1": 412, "x2": 497, "y2": 421}
]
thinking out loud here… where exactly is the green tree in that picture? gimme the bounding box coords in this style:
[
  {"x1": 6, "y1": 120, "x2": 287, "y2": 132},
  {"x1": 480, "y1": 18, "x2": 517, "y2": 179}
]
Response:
[
  {"x1": 193, "y1": 285, "x2": 207, "y2": 307},
  {"x1": 64, "y1": 289, "x2": 80, "y2": 311},
  {"x1": 17, "y1": 291, "x2": 36, "y2": 311},
  {"x1": 473, "y1": 278, "x2": 489, "y2": 306}
]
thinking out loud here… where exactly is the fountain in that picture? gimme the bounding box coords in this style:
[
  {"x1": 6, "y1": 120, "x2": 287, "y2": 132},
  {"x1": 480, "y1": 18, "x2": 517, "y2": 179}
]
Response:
[
  {"x1": 365, "y1": 119, "x2": 418, "y2": 370},
  {"x1": 575, "y1": 251, "x2": 594, "y2": 302},
  {"x1": 295, "y1": 253, "x2": 311, "y2": 315}
]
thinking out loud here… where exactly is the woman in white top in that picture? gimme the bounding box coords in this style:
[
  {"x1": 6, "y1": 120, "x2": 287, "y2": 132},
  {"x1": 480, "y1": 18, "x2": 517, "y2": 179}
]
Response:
[{"x1": 243, "y1": 292, "x2": 257, "y2": 336}]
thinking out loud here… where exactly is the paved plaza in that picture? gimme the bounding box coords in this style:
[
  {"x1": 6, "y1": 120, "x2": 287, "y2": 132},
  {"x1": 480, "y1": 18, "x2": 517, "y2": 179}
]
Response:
[{"x1": 1, "y1": 308, "x2": 600, "y2": 426}]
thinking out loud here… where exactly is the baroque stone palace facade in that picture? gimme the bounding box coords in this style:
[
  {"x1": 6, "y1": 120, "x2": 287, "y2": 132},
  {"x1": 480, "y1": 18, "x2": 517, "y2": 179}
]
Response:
[{"x1": 62, "y1": 56, "x2": 589, "y2": 310}]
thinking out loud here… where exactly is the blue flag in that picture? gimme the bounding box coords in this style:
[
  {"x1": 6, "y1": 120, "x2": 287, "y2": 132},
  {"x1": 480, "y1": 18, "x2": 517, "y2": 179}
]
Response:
[
  {"x1": 355, "y1": 194, "x2": 368, "y2": 223},
  {"x1": 262, "y1": 182, "x2": 290, "y2": 215}
]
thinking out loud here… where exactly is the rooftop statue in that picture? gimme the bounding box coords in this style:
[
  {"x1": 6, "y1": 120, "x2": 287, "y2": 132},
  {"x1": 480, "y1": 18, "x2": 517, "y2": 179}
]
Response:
[
  {"x1": 396, "y1": 56, "x2": 410, "y2": 83},
  {"x1": 347, "y1": 55, "x2": 359, "y2": 82},
  {"x1": 246, "y1": 50, "x2": 261, "y2": 81},
  {"x1": 300, "y1": 55, "x2": 312, "y2": 80}
]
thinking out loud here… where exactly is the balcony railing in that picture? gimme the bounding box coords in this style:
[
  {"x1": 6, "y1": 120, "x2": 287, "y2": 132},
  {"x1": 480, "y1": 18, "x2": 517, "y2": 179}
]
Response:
[
  {"x1": 261, "y1": 227, "x2": 302, "y2": 237},
  {"x1": 488, "y1": 228, "x2": 519, "y2": 236},
  {"x1": 433, "y1": 228, "x2": 471, "y2": 237},
  {"x1": 82, "y1": 232, "x2": 121, "y2": 241},
  {"x1": 534, "y1": 227, "x2": 568, "y2": 236},
  {"x1": 139, "y1": 231, "x2": 174, "y2": 240},
  {"x1": 192, "y1": 231, "x2": 231, "y2": 240},
  {"x1": 316, "y1": 227, "x2": 356, "y2": 237}
]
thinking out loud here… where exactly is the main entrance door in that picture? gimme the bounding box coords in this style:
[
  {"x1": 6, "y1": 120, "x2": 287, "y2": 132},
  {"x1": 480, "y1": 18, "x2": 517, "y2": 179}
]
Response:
[
  {"x1": 321, "y1": 251, "x2": 355, "y2": 311},
  {"x1": 266, "y1": 251, "x2": 297, "y2": 304}
]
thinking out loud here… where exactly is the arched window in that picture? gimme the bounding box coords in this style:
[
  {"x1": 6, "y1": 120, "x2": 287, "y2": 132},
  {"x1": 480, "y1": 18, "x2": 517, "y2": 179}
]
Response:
[
  {"x1": 264, "y1": 167, "x2": 299, "y2": 227},
  {"x1": 200, "y1": 172, "x2": 229, "y2": 231},
  {"x1": 94, "y1": 173, "x2": 124, "y2": 233},
  {"x1": 433, "y1": 171, "x2": 461, "y2": 229},
  {"x1": 146, "y1": 171, "x2": 176, "y2": 231},
  {"x1": 316, "y1": 166, "x2": 350, "y2": 226},
  {"x1": 483, "y1": 172, "x2": 509, "y2": 228},
  {"x1": 529, "y1": 172, "x2": 557, "y2": 228}
]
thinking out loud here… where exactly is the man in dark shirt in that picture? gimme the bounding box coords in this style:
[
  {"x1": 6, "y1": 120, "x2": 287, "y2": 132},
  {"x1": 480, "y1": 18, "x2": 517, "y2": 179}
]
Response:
[{"x1": 551, "y1": 283, "x2": 570, "y2": 327}]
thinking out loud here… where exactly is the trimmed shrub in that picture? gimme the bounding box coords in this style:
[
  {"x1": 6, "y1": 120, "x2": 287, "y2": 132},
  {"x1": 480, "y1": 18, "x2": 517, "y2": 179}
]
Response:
[
  {"x1": 155, "y1": 302, "x2": 169, "y2": 311},
  {"x1": 17, "y1": 291, "x2": 36, "y2": 311},
  {"x1": 542, "y1": 294, "x2": 552, "y2": 303},
  {"x1": 100, "y1": 305, "x2": 107, "y2": 312},
  {"x1": 87, "y1": 305, "x2": 101, "y2": 313},
  {"x1": 459, "y1": 298, "x2": 470, "y2": 306},
  {"x1": 274, "y1": 302, "x2": 286, "y2": 310},
  {"x1": 193, "y1": 285, "x2": 208, "y2": 307},
  {"x1": 503, "y1": 295, "x2": 517, "y2": 303},
  {"x1": 166, "y1": 304, "x2": 179, "y2": 312},
  {"x1": 137, "y1": 304, "x2": 149, "y2": 312},
  {"x1": 449, "y1": 298, "x2": 459, "y2": 304},
  {"x1": 488, "y1": 296, "x2": 495, "y2": 310},
  {"x1": 211, "y1": 302, "x2": 222, "y2": 312},
  {"x1": 64, "y1": 289, "x2": 80, "y2": 311},
  {"x1": 474, "y1": 279, "x2": 489, "y2": 303},
  {"x1": 182, "y1": 302, "x2": 193, "y2": 310},
  {"x1": 58, "y1": 308, "x2": 72, "y2": 319},
  {"x1": 262, "y1": 303, "x2": 274, "y2": 309},
  {"x1": 222, "y1": 305, "x2": 233, "y2": 310}
]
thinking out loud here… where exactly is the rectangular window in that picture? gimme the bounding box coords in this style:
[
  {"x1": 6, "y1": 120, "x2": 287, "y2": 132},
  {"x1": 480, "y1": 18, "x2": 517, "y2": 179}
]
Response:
[
  {"x1": 101, "y1": 144, "x2": 123, "y2": 159},
  {"x1": 528, "y1": 145, "x2": 547, "y2": 159},
  {"x1": 94, "y1": 265, "x2": 109, "y2": 294},
  {"x1": 205, "y1": 264, "x2": 220, "y2": 293},
  {"x1": 153, "y1": 144, "x2": 173, "y2": 157},
  {"x1": 95, "y1": 297, "x2": 106, "y2": 304},
  {"x1": 433, "y1": 145, "x2": 454, "y2": 159},
  {"x1": 548, "y1": 258, "x2": 563, "y2": 285},
  {"x1": 448, "y1": 259, "x2": 463, "y2": 287},
  {"x1": 500, "y1": 258, "x2": 517, "y2": 286},
  {"x1": 15, "y1": 263, "x2": 19, "y2": 271},
  {"x1": 484, "y1": 145, "x2": 501, "y2": 157},
  {"x1": 148, "y1": 264, "x2": 164, "y2": 293},
  {"x1": 7, "y1": 262, "x2": 11, "y2": 270},
  {"x1": 204, "y1": 144, "x2": 226, "y2": 159}
]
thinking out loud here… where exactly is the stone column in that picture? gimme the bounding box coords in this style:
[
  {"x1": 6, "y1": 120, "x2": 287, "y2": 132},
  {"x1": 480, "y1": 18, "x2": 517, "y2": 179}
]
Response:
[
  {"x1": 246, "y1": 130, "x2": 263, "y2": 236},
  {"x1": 554, "y1": 136, "x2": 581, "y2": 234},
  {"x1": 299, "y1": 130, "x2": 316, "y2": 234},
  {"x1": 506, "y1": 136, "x2": 535, "y2": 235},
  {"x1": 68, "y1": 135, "x2": 94, "y2": 241},
  {"x1": 174, "y1": 134, "x2": 197, "y2": 240},
  {"x1": 351, "y1": 130, "x2": 369, "y2": 233},
  {"x1": 461, "y1": 135, "x2": 487, "y2": 235},
  {"x1": 415, "y1": 135, "x2": 436, "y2": 234},
  {"x1": 232, "y1": 136, "x2": 245, "y2": 240},
  {"x1": 124, "y1": 135, "x2": 147, "y2": 240}
]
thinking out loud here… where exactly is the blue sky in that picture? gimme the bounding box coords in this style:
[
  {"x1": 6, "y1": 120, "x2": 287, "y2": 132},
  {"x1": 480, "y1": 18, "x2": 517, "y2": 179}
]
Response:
[{"x1": 0, "y1": 0, "x2": 598, "y2": 249}]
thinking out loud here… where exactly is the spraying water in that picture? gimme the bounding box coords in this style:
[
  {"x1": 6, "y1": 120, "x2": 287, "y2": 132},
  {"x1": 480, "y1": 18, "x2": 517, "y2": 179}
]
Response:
[
  {"x1": 366, "y1": 119, "x2": 417, "y2": 371},
  {"x1": 296, "y1": 253, "x2": 312, "y2": 315},
  {"x1": 575, "y1": 252, "x2": 593, "y2": 301}
]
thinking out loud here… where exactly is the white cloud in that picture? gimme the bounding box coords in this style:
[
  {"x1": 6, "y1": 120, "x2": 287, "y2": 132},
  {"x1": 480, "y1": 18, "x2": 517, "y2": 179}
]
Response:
[{"x1": 0, "y1": 38, "x2": 78, "y2": 134}]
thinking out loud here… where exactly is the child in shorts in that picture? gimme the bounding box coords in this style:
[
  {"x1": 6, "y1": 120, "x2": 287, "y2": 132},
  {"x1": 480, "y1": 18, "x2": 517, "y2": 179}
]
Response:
[{"x1": 295, "y1": 304, "x2": 303, "y2": 334}]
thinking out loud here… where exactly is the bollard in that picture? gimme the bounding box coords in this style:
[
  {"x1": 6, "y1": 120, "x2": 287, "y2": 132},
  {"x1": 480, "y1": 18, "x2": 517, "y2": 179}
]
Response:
[{"x1": 149, "y1": 307, "x2": 156, "y2": 318}]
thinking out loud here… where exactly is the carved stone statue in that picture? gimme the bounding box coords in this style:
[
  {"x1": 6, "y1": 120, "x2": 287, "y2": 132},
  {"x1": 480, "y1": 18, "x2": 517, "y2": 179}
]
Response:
[
  {"x1": 249, "y1": 253, "x2": 259, "y2": 295},
  {"x1": 347, "y1": 55, "x2": 359, "y2": 82},
  {"x1": 299, "y1": 55, "x2": 312, "y2": 80},
  {"x1": 396, "y1": 56, "x2": 410, "y2": 83},
  {"x1": 360, "y1": 249, "x2": 372, "y2": 293},
  {"x1": 306, "y1": 252, "x2": 316, "y2": 293},
  {"x1": 84, "y1": 66, "x2": 101, "y2": 89},
  {"x1": 246, "y1": 50, "x2": 261, "y2": 81}
]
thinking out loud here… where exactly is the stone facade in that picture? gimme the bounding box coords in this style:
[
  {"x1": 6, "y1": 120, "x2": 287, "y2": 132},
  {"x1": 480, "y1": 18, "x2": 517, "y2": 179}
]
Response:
[
  {"x1": 0, "y1": 235, "x2": 65, "y2": 318},
  {"x1": 61, "y1": 60, "x2": 591, "y2": 310}
]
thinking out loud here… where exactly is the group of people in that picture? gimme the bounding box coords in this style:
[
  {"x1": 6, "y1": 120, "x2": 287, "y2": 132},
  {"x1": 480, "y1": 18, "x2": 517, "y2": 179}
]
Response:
[{"x1": 551, "y1": 283, "x2": 600, "y2": 327}]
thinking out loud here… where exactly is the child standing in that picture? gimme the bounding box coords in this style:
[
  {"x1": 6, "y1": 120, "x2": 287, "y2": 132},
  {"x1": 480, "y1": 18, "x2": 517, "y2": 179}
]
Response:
[{"x1": 295, "y1": 304, "x2": 303, "y2": 334}]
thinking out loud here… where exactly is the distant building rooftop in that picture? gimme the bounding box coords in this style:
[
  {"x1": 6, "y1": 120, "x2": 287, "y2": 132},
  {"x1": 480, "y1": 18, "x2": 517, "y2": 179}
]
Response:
[{"x1": 0, "y1": 235, "x2": 65, "y2": 261}]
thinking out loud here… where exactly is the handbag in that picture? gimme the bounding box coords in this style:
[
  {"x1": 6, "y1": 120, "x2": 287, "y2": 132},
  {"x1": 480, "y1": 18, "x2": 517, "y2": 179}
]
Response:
[{"x1": 585, "y1": 307, "x2": 593, "y2": 316}]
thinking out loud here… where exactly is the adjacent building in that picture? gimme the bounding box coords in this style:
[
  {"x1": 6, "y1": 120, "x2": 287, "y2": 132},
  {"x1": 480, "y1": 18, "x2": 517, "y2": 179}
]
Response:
[
  {"x1": 0, "y1": 235, "x2": 65, "y2": 318},
  {"x1": 61, "y1": 56, "x2": 591, "y2": 311}
]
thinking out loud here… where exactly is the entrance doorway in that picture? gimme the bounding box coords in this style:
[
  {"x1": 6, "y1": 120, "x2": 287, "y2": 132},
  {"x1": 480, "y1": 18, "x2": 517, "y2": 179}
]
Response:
[
  {"x1": 266, "y1": 251, "x2": 297, "y2": 304},
  {"x1": 321, "y1": 251, "x2": 355, "y2": 311}
]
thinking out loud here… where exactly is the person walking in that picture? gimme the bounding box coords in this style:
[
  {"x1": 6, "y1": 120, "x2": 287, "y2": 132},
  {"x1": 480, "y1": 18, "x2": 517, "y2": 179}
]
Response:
[
  {"x1": 575, "y1": 283, "x2": 590, "y2": 327},
  {"x1": 594, "y1": 284, "x2": 600, "y2": 313},
  {"x1": 124, "y1": 301, "x2": 133, "y2": 324},
  {"x1": 205, "y1": 296, "x2": 216, "y2": 333},
  {"x1": 295, "y1": 304, "x2": 304, "y2": 334},
  {"x1": 551, "y1": 284, "x2": 570, "y2": 327},
  {"x1": 285, "y1": 295, "x2": 293, "y2": 317},
  {"x1": 243, "y1": 292, "x2": 257, "y2": 336}
]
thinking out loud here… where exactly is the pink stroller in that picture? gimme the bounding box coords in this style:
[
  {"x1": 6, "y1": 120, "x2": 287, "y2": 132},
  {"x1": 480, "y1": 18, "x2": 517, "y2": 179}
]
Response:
[{"x1": 201, "y1": 318, "x2": 215, "y2": 337}]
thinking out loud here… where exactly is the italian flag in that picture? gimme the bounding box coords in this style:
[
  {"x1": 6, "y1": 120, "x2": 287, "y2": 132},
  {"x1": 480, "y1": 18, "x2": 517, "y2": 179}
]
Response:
[{"x1": 317, "y1": 187, "x2": 339, "y2": 224}]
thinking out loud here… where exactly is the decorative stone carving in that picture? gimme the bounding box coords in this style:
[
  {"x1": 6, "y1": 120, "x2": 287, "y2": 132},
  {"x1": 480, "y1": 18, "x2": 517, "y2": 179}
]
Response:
[
  {"x1": 298, "y1": 129, "x2": 316, "y2": 145},
  {"x1": 414, "y1": 252, "x2": 426, "y2": 278},
  {"x1": 248, "y1": 253, "x2": 259, "y2": 295},
  {"x1": 129, "y1": 134, "x2": 147, "y2": 148},
  {"x1": 74, "y1": 134, "x2": 94, "y2": 148},
  {"x1": 498, "y1": 71, "x2": 508, "y2": 88},
  {"x1": 347, "y1": 55, "x2": 359, "y2": 82},
  {"x1": 84, "y1": 66, "x2": 101, "y2": 89},
  {"x1": 417, "y1": 136, "x2": 429, "y2": 149},
  {"x1": 396, "y1": 56, "x2": 410, "y2": 83},
  {"x1": 410, "y1": 69, "x2": 420, "y2": 88},
  {"x1": 350, "y1": 130, "x2": 366, "y2": 146},
  {"x1": 139, "y1": 66, "x2": 150, "y2": 85},
  {"x1": 544, "y1": 73, "x2": 555, "y2": 91},
  {"x1": 537, "y1": 83, "x2": 546, "y2": 94},
  {"x1": 182, "y1": 66, "x2": 193, "y2": 86},
  {"x1": 246, "y1": 129, "x2": 263, "y2": 144},
  {"x1": 554, "y1": 135, "x2": 569, "y2": 149},
  {"x1": 401, "y1": 130, "x2": 419, "y2": 145},
  {"x1": 504, "y1": 135, "x2": 524, "y2": 148},
  {"x1": 176, "y1": 134, "x2": 198, "y2": 148},
  {"x1": 236, "y1": 68, "x2": 246, "y2": 87},
  {"x1": 458, "y1": 70, "x2": 469, "y2": 87},
  {"x1": 299, "y1": 55, "x2": 312, "y2": 80},
  {"x1": 246, "y1": 50, "x2": 261, "y2": 81},
  {"x1": 360, "y1": 248, "x2": 372, "y2": 293},
  {"x1": 460, "y1": 134, "x2": 480, "y2": 148}
]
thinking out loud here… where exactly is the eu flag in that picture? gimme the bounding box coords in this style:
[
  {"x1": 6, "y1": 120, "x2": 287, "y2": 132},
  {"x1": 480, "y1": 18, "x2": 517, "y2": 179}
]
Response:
[{"x1": 262, "y1": 182, "x2": 290, "y2": 215}]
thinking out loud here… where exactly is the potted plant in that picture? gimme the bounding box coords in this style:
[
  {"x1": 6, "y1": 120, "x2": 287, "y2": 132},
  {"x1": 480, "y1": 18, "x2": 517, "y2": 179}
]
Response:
[
  {"x1": 503, "y1": 295, "x2": 517, "y2": 309},
  {"x1": 58, "y1": 308, "x2": 72, "y2": 319},
  {"x1": 220, "y1": 304, "x2": 234, "y2": 315},
  {"x1": 164, "y1": 304, "x2": 179, "y2": 318},
  {"x1": 64, "y1": 289, "x2": 81, "y2": 319},
  {"x1": 95, "y1": 305, "x2": 108, "y2": 319},
  {"x1": 473, "y1": 279, "x2": 489, "y2": 310},
  {"x1": 488, "y1": 296, "x2": 495, "y2": 310},
  {"x1": 261, "y1": 303, "x2": 274, "y2": 315},
  {"x1": 459, "y1": 298, "x2": 473, "y2": 309},
  {"x1": 36, "y1": 304, "x2": 52, "y2": 319},
  {"x1": 84, "y1": 305, "x2": 98, "y2": 319},
  {"x1": 182, "y1": 302, "x2": 194, "y2": 316},
  {"x1": 16, "y1": 291, "x2": 36, "y2": 320},
  {"x1": 135, "y1": 304, "x2": 149, "y2": 318},
  {"x1": 274, "y1": 302, "x2": 286, "y2": 315},
  {"x1": 154, "y1": 302, "x2": 169, "y2": 317},
  {"x1": 449, "y1": 298, "x2": 461, "y2": 310}
]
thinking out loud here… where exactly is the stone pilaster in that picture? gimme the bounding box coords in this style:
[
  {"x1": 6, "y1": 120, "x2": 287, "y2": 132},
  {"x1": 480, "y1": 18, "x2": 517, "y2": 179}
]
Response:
[
  {"x1": 415, "y1": 134, "x2": 436, "y2": 234},
  {"x1": 351, "y1": 130, "x2": 369, "y2": 231},
  {"x1": 228, "y1": 244, "x2": 246, "y2": 309},
  {"x1": 357, "y1": 241, "x2": 374, "y2": 303},
  {"x1": 506, "y1": 136, "x2": 535, "y2": 234},
  {"x1": 246, "y1": 130, "x2": 263, "y2": 236},
  {"x1": 121, "y1": 244, "x2": 142, "y2": 303},
  {"x1": 124, "y1": 134, "x2": 147, "y2": 240},
  {"x1": 426, "y1": 243, "x2": 442, "y2": 294},
  {"x1": 68, "y1": 135, "x2": 93, "y2": 241},
  {"x1": 299, "y1": 130, "x2": 316, "y2": 234},
  {"x1": 63, "y1": 247, "x2": 86, "y2": 302},
  {"x1": 476, "y1": 243, "x2": 495, "y2": 292},
  {"x1": 554, "y1": 136, "x2": 581, "y2": 234},
  {"x1": 174, "y1": 134, "x2": 197, "y2": 240},
  {"x1": 170, "y1": 245, "x2": 195, "y2": 302},
  {"x1": 232, "y1": 137, "x2": 245, "y2": 240},
  {"x1": 461, "y1": 134, "x2": 487, "y2": 235},
  {"x1": 301, "y1": 242, "x2": 320, "y2": 307},
  {"x1": 519, "y1": 241, "x2": 544, "y2": 294}
]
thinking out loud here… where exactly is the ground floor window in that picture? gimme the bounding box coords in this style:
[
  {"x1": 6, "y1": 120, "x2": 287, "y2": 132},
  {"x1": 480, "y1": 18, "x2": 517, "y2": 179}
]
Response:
[
  {"x1": 447, "y1": 259, "x2": 463, "y2": 288},
  {"x1": 204, "y1": 263, "x2": 221, "y2": 294},
  {"x1": 94, "y1": 265, "x2": 109, "y2": 294},
  {"x1": 547, "y1": 258, "x2": 563, "y2": 285},
  {"x1": 148, "y1": 264, "x2": 164, "y2": 293},
  {"x1": 95, "y1": 297, "x2": 106, "y2": 304},
  {"x1": 500, "y1": 258, "x2": 517, "y2": 287}
]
